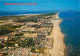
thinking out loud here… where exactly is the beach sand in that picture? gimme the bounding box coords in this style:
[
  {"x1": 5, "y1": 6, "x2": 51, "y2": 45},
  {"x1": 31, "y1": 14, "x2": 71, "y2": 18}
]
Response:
[{"x1": 45, "y1": 13, "x2": 65, "y2": 56}]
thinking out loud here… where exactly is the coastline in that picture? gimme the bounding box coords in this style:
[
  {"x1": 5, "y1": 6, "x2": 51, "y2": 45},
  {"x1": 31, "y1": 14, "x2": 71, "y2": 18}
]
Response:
[
  {"x1": 0, "y1": 13, "x2": 41, "y2": 17},
  {"x1": 18, "y1": 14, "x2": 41, "y2": 16},
  {"x1": 46, "y1": 12, "x2": 65, "y2": 56}
]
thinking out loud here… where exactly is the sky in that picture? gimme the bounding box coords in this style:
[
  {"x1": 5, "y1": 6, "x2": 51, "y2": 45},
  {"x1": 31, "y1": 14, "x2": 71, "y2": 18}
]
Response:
[{"x1": 0, "y1": 0, "x2": 79, "y2": 12}]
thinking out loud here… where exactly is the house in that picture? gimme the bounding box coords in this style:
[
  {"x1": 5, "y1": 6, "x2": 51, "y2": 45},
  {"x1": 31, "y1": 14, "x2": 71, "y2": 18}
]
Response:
[
  {"x1": 24, "y1": 33, "x2": 37, "y2": 38},
  {"x1": 22, "y1": 27, "x2": 36, "y2": 32}
]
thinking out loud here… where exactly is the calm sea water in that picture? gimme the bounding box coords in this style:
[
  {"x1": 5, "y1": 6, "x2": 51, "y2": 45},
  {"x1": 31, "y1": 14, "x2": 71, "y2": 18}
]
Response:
[{"x1": 59, "y1": 11, "x2": 80, "y2": 56}]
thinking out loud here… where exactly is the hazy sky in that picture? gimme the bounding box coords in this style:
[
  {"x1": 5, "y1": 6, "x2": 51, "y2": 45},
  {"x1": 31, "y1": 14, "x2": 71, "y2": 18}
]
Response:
[{"x1": 0, "y1": 0, "x2": 79, "y2": 12}]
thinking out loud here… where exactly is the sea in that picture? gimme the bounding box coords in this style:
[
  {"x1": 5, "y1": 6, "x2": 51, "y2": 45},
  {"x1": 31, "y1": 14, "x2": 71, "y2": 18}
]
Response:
[
  {"x1": 0, "y1": 11, "x2": 80, "y2": 56},
  {"x1": 59, "y1": 11, "x2": 80, "y2": 56}
]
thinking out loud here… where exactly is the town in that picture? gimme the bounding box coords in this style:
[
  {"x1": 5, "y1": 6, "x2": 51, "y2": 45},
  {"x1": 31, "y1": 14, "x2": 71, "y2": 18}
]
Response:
[{"x1": 0, "y1": 13, "x2": 57, "y2": 56}]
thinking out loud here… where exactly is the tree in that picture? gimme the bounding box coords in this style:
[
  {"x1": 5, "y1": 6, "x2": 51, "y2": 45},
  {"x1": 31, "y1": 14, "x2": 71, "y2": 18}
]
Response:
[
  {"x1": 0, "y1": 44, "x2": 4, "y2": 49},
  {"x1": 21, "y1": 38, "x2": 35, "y2": 47},
  {"x1": 15, "y1": 33, "x2": 24, "y2": 36}
]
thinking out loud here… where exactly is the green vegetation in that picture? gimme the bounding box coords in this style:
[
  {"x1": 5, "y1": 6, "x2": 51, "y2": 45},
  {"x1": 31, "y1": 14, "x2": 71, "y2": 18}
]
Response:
[
  {"x1": 43, "y1": 12, "x2": 57, "y2": 16},
  {"x1": 31, "y1": 48, "x2": 45, "y2": 53},
  {"x1": 31, "y1": 48, "x2": 35, "y2": 52},
  {"x1": 0, "y1": 12, "x2": 57, "y2": 20},
  {"x1": 5, "y1": 42, "x2": 15, "y2": 47},
  {"x1": 0, "y1": 24, "x2": 15, "y2": 35},
  {"x1": 0, "y1": 24, "x2": 23, "y2": 35},
  {"x1": 0, "y1": 16, "x2": 23, "y2": 20},
  {"x1": 9, "y1": 37, "x2": 20, "y2": 41},
  {"x1": 21, "y1": 38, "x2": 35, "y2": 47},
  {"x1": 13, "y1": 25, "x2": 23, "y2": 28},
  {"x1": 0, "y1": 53, "x2": 8, "y2": 56},
  {"x1": 21, "y1": 40, "x2": 28, "y2": 47},
  {"x1": 14, "y1": 33, "x2": 24, "y2": 36},
  {"x1": 31, "y1": 25, "x2": 41, "y2": 28},
  {"x1": 4, "y1": 37, "x2": 20, "y2": 47},
  {"x1": 16, "y1": 18, "x2": 38, "y2": 23},
  {"x1": 3, "y1": 37, "x2": 35, "y2": 47},
  {"x1": 0, "y1": 44, "x2": 4, "y2": 49},
  {"x1": 3, "y1": 53, "x2": 8, "y2": 56}
]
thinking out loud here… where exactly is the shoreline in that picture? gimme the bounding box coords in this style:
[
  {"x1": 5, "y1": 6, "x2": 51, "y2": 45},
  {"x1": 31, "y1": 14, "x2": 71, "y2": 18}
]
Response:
[
  {"x1": 0, "y1": 13, "x2": 41, "y2": 17},
  {"x1": 18, "y1": 14, "x2": 41, "y2": 16},
  {"x1": 46, "y1": 12, "x2": 65, "y2": 56}
]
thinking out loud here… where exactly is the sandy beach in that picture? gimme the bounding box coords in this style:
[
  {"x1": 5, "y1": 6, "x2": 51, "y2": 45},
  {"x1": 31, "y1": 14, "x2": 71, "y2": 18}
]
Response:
[
  {"x1": 46, "y1": 13, "x2": 65, "y2": 56},
  {"x1": 19, "y1": 14, "x2": 41, "y2": 16}
]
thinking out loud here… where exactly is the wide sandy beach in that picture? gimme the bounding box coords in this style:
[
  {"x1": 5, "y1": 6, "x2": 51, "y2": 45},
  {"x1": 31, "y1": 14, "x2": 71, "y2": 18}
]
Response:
[{"x1": 46, "y1": 13, "x2": 65, "y2": 56}]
